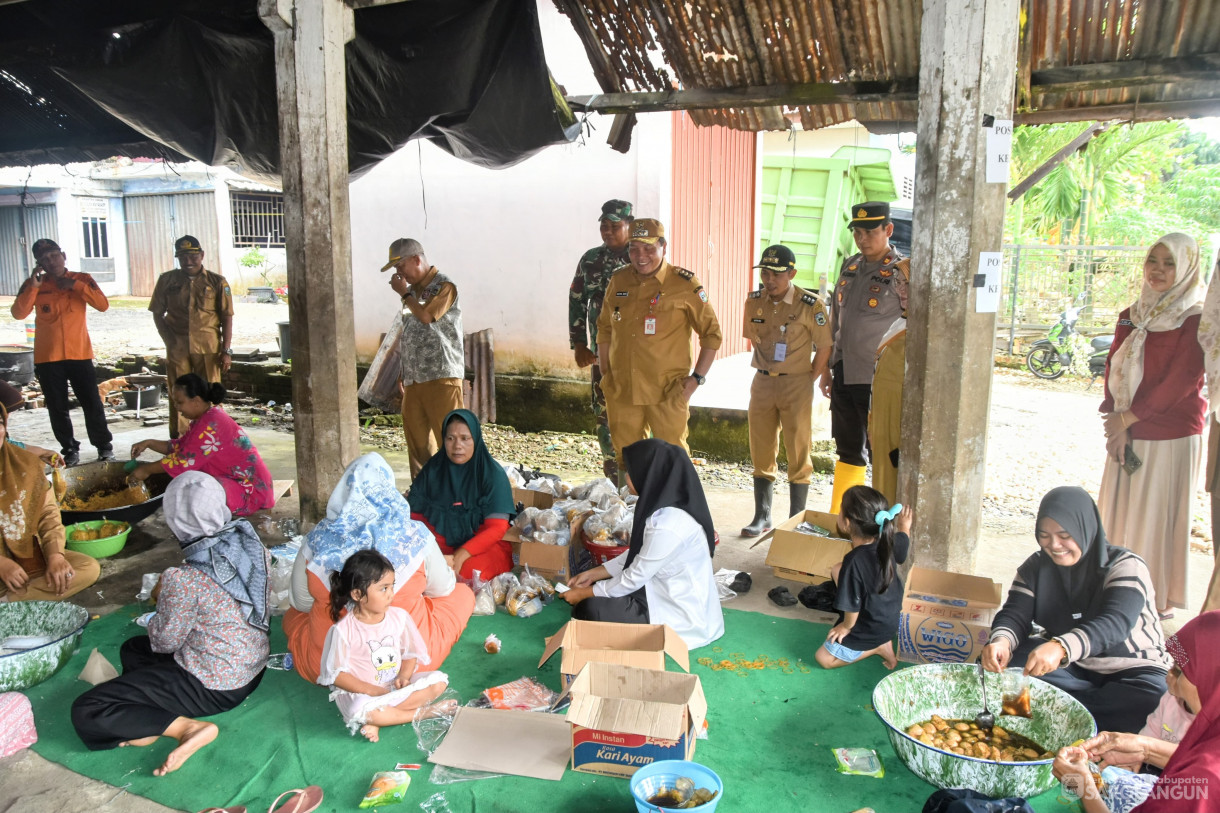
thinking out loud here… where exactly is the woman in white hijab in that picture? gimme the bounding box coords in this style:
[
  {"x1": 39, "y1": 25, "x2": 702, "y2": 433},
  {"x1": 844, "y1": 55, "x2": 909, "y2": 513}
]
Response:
[
  {"x1": 1098, "y1": 233, "x2": 1206, "y2": 618},
  {"x1": 71, "y1": 472, "x2": 270, "y2": 776}
]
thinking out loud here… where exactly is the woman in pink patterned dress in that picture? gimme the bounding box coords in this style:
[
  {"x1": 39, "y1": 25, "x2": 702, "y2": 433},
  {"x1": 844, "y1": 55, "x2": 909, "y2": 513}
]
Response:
[{"x1": 129, "y1": 373, "x2": 274, "y2": 516}]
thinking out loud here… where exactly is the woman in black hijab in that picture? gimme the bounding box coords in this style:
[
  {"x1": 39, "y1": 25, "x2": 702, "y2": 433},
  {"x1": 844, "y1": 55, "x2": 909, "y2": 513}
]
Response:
[
  {"x1": 562, "y1": 439, "x2": 723, "y2": 648},
  {"x1": 981, "y1": 486, "x2": 1171, "y2": 733}
]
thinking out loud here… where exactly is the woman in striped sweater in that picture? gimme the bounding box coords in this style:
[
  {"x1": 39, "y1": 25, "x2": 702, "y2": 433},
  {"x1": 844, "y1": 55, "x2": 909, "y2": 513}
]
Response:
[{"x1": 981, "y1": 486, "x2": 1170, "y2": 734}]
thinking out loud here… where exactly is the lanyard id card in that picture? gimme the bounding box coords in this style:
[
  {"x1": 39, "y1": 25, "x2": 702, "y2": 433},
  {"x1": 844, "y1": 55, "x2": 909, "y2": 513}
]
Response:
[
  {"x1": 773, "y1": 323, "x2": 787, "y2": 362},
  {"x1": 644, "y1": 317, "x2": 657, "y2": 335}
]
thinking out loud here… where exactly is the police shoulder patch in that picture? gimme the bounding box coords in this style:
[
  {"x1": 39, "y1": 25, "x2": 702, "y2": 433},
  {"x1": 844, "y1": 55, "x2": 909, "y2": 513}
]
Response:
[{"x1": 748, "y1": 290, "x2": 763, "y2": 300}]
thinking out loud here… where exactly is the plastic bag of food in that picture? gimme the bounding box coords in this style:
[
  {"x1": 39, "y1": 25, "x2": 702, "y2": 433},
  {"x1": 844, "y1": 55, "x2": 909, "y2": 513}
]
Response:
[
  {"x1": 552, "y1": 499, "x2": 593, "y2": 524},
  {"x1": 505, "y1": 584, "x2": 544, "y2": 618},
  {"x1": 832, "y1": 748, "x2": 885, "y2": 778},
  {"x1": 484, "y1": 633, "x2": 501, "y2": 654},
  {"x1": 267, "y1": 554, "x2": 295, "y2": 615},
  {"x1": 472, "y1": 583, "x2": 496, "y2": 616},
  {"x1": 581, "y1": 514, "x2": 612, "y2": 544},
  {"x1": 520, "y1": 566, "x2": 555, "y2": 601},
  {"x1": 600, "y1": 502, "x2": 629, "y2": 528},
  {"x1": 612, "y1": 513, "x2": 635, "y2": 544},
  {"x1": 502, "y1": 464, "x2": 526, "y2": 489},
  {"x1": 531, "y1": 509, "x2": 564, "y2": 534},
  {"x1": 512, "y1": 506, "x2": 540, "y2": 533},
  {"x1": 569, "y1": 477, "x2": 613, "y2": 501},
  {"x1": 490, "y1": 573, "x2": 520, "y2": 605},
  {"x1": 479, "y1": 676, "x2": 559, "y2": 711},
  {"x1": 359, "y1": 771, "x2": 410, "y2": 808},
  {"x1": 534, "y1": 530, "x2": 570, "y2": 547}
]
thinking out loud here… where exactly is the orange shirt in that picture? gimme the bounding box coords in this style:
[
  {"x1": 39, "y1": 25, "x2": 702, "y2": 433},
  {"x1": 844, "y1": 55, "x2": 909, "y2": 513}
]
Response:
[{"x1": 10, "y1": 271, "x2": 109, "y2": 363}]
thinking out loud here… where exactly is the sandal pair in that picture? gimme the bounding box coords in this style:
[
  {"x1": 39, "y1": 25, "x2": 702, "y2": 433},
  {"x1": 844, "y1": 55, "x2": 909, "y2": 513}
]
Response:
[{"x1": 197, "y1": 785, "x2": 323, "y2": 813}]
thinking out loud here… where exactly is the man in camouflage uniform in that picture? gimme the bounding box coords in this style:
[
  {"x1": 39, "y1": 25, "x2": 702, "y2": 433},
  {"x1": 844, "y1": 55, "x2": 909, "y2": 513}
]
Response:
[{"x1": 569, "y1": 199, "x2": 632, "y2": 479}]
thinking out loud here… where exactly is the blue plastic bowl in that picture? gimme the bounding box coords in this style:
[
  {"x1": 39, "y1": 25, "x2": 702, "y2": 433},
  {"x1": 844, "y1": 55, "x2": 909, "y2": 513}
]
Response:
[{"x1": 630, "y1": 760, "x2": 723, "y2": 813}]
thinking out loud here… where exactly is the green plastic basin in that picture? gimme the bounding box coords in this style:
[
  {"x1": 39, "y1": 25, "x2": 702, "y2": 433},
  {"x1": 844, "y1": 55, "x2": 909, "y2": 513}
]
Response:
[{"x1": 0, "y1": 601, "x2": 89, "y2": 692}]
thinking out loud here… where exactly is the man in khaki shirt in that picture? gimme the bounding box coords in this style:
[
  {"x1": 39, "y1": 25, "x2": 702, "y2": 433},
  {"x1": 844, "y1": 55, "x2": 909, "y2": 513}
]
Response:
[
  {"x1": 148, "y1": 236, "x2": 234, "y2": 437},
  {"x1": 596, "y1": 219, "x2": 721, "y2": 467},
  {"x1": 741, "y1": 245, "x2": 833, "y2": 535}
]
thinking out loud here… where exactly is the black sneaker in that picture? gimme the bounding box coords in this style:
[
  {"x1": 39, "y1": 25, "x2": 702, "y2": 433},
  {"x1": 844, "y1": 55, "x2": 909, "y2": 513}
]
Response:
[
  {"x1": 62, "y1": 450, "x2": 81, "y2": 467},
  {"x1": 98, "y1": 449, "x2": 117, "y2": 462}
]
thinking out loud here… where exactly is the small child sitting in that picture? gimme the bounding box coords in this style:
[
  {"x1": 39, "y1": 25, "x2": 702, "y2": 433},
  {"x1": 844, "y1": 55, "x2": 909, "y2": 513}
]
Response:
[
  {"x1": 816, "y1": 485, "x2": 911, "y2": 670},
  {"x1": 1139, "y1": 663, "x2": 1197, "y2": 749},
  {"x1": 319, "y1": 549, "x2": 449, "y2": 742}
]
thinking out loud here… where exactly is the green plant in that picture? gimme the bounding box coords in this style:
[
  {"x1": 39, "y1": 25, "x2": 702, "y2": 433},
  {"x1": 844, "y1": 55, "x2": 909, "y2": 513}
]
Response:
[{"x1": 239, "y1": 247, "x2": 274, "y2": 287}]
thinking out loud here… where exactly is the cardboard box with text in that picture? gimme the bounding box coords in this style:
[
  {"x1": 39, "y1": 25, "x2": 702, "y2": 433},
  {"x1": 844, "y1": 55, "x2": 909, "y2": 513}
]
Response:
[
  {"x1": 897, "y1": 567, "x2": 1003, "y2": 664},
  {"x1": 539, "y1": 619, "x2": 689, "y2": 689}
]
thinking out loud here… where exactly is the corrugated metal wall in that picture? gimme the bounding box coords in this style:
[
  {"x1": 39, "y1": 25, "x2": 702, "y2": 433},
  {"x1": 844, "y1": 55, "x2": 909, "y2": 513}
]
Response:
[
  {"x1": 0, "y1": 205, "x2": 57, "y2": 295},
  {"x1": 125, "y1": 192, "x2": 219, "y2": 296},
  {"x1": 668, "y1": 111, "x2": 756, "y2": 358}
]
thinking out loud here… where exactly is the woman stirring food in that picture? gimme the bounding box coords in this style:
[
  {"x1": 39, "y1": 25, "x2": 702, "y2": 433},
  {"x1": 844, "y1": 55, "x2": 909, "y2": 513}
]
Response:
[
  {"x1": 127, "y1": 373, "x2": 274, "y2": 516},
  {"x1": 0, "y1": 403, "x2": 99, "y2": 601}
]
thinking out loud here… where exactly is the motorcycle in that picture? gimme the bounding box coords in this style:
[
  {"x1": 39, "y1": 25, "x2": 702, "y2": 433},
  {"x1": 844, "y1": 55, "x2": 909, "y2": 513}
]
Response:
[{"x1": 1025, "y1": 300, "x2": 1113, "y2": 381}]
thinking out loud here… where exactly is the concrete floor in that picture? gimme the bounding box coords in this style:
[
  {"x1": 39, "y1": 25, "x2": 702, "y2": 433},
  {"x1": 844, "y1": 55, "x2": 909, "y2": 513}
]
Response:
[{"x1": 2, "y1": 404, "x2": 1217, "y2": 812}]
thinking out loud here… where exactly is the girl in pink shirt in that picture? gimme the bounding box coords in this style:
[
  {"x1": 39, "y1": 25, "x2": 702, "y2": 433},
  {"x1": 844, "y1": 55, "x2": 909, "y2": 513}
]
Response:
[{"x1": 319, "y1": 550, "x2": 449, "y2": 742}]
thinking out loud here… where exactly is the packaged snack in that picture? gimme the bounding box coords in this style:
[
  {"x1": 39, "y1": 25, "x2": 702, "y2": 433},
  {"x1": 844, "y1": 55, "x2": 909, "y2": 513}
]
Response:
[
  {"x1": 519, "y1": 567, "x2": 555, "y2": 600},
  {"x1": 582, "y1": 514, "x2": 611, "y2": 544},
  {"x1": 481, "y1": 676, "x2": 559, "y2": 711},
  {"x1": 505, "y1": 584, "x2": 544, "y2": 618},
  {"x1": 512, "y1": 506, "x2": 540, "y2": 533},
  {"x1": 484, "y1": 634, "x2": 501, "y2": 654},
  {"x1": 472, "y1": 584, "x2": 495, "y2": 616},
  {"x1": 832, "y1": 748, "x2": 885, "y2": 778},
  {"x1": 359, "y1": 770, "x2": 410, "y2": 808},
  {"x1": 531, "y1": 509, "x2": 564, "y2": 534},
  {"x1": 490, "y1": 573, "x2": 520, "y2": 605}
]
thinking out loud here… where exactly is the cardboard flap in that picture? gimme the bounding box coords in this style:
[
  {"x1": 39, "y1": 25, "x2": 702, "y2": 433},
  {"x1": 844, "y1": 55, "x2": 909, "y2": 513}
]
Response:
[
  {"x1": 905, "y1": 566, "x2": 1002, "y2": 607},
  {"x1": 565, "y1": 662, "x2": 703, "y2": 740},
  {"x1": 567, "y1": 694, "x2": 688, "y2": 740},
  {"x1": 538, "y1": 622, "x2": 569, "y2": 668},
  {"x1": 662, "y1": 625, "x2": 690, "y2": 672}
]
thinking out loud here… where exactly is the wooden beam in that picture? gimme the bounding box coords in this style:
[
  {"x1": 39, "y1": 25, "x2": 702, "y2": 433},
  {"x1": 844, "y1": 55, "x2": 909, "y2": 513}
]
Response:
[
  {"x1": 1016, "y1": 97, "x2": 1220, "y2": 125},
  {"x1": 1030, "y1": 53, "x2": 1220, "y2": 94},
  {"x1": 566, "y1": 79, "x2": 918, "y2": 114},
  {"x1": 1007, "y1": 121, "x2": 1111, "y2": 201}
]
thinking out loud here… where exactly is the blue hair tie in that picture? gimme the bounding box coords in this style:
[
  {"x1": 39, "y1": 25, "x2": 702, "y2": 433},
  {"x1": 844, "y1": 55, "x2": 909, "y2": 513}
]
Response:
[{"x1": 875, "y1": 503, "x2": 902, "y2": 534}]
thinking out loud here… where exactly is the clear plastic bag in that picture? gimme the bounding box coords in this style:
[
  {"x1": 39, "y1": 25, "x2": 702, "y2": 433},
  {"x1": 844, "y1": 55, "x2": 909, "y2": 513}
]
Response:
[
  {"x1": 512, "y1": 506, "x2": 540, "y2": 533},
  {"x1": 505, "y1": 584, "x2": 544, "y2": 617},
  {"x1": 571, "y1": 477, "x2": 616, "y2": 501},
  {"x1": 267, "y1": 555, "x2": 295, "y2": 615},
  {"x1": 552, "y1": 499, "x2": 593, "y2": 524},
  {"x1": 490, "y1": 572, "x2": 520, "y2": 605},
  {"x1": 530, "y1": 509, "x2": 564, "y2": 535},
  {"x1": 534, "y1": 530, "x2": 570, "y2": 546},
  {"x1": 411, "y1": 689, "x2": 504, "y2": 785},
  {"x1": 599, "y1": 502, "x2": 629, "y2": 528},
  {"x1": 471, "y1": 676, "x2": 559, "y2": 711},
  {"x1": 502, "y1": 465, "x2": 526, "y2": 489},
  {"x1": 581, "y1": 515, "x2": 612, "y2": 545},
  {"x1": 472, "y1": 584, "x2": 495, "y2": 616},
  {"x1": 519, "y1": 566, "x2": 555, "y2": 602},
  {"x1": 612, "y1": 512, "x2": 635, "y2": 544}
]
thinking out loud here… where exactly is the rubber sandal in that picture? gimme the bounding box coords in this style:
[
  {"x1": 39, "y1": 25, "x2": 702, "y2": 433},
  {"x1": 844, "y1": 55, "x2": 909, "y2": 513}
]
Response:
[
  {"x1": 1158, "y1": 610, "x2": 1175, "y2": 621},
  {"x1": 268, "y1": 786, "x2": 323, "y2": 813},
  {"x1": 729, "y1": 572, "x2": 752, "y2": 594},
  {"x1": 767, "y1": 586, "x2": 798, "y2": 607}
]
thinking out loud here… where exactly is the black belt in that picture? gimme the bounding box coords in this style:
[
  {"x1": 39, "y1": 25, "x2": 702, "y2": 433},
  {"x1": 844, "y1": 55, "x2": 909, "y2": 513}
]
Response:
[{"x1": 756, "y1": 370, "x2": 788, "y2": 377}]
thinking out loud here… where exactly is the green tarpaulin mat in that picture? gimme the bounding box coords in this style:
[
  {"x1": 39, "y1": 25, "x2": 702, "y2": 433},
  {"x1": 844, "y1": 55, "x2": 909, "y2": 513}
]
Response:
[{"x1": 24, "y1": 603, "x2": 1074, "y2": 812}]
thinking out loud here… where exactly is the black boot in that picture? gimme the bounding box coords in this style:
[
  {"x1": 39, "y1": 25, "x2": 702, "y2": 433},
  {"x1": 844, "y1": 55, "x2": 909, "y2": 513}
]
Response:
[
  {"x1": 789, "y1": 483, "x2": 810, "y2": 521},
  {"x1": 741, "y1": 478, "x2": 773, "y2": 537}
]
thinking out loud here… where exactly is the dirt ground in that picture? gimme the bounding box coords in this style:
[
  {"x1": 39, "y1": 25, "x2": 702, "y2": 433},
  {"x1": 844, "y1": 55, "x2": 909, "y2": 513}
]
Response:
[{"x1": 1, "y1": 299, "x2": 1218, "y2": 812}]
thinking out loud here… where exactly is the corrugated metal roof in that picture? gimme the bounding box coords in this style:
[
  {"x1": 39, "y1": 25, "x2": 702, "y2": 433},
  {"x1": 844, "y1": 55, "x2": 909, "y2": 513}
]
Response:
[{"x1": 555, "y1": 0, "x2": 1220, "y2": 131}]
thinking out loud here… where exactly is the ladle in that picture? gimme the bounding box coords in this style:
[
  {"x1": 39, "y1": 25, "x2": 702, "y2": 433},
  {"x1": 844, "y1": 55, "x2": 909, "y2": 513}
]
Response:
[{"x1": 975, "y1": 661, "x2": 996, "y2": 733}]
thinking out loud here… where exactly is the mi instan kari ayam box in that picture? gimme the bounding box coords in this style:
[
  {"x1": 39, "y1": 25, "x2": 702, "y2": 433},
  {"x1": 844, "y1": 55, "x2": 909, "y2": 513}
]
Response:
[{"x1": 561, "y1": 662, "x2": 707, "y2": 778}]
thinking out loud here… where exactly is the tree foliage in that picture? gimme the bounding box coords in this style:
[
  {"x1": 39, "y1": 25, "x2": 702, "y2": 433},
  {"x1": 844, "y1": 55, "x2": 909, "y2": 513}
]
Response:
[{"x1": 1006, "y1": 121, "x2": 1220, "y2": 251}]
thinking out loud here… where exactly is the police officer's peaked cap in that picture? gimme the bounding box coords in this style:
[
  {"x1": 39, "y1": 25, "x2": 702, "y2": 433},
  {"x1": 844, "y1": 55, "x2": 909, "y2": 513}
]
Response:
[
  {"x1": 174, "y1": 235, "x2": 204, "y2": 255},
  {"x1": 848, "y1": 202, "x2": 891, "y2": 229},
  {"x1": 754, "y1": 244, "x2": 797, "y2": 272},
  {"x1": 599, "y1": 200, "x2": 633, "y2": 222}
]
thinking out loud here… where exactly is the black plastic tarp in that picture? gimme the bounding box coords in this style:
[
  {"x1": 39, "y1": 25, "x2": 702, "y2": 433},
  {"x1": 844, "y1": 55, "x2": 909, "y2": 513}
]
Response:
[{"x1": 0, "y1": 0, "x2": 576, "y2": 178}]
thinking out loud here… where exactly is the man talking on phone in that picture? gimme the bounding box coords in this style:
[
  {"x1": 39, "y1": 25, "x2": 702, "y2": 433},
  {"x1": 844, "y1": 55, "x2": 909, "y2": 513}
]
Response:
[{"x1": 10, "y1": 238, "x2": 114, "y2": 466}]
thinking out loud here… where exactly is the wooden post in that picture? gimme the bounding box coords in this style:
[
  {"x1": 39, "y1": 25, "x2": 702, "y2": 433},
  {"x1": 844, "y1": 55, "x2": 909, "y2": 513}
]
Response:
[
  {"x1": 899, "y1": 0, "x2": 1019, "y2": 572},
  {"x1": 259, "y1": 0, "x2": 361, "y2": 521}
]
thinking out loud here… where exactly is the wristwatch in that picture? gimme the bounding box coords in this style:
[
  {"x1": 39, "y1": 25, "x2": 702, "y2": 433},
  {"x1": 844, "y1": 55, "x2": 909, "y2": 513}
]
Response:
[
  {"x1": 689, "y1": 371, "x2": 706, "y2": 386},
  {"x1": 220, "y1": 348, "x2": 232, "y2": 356}
]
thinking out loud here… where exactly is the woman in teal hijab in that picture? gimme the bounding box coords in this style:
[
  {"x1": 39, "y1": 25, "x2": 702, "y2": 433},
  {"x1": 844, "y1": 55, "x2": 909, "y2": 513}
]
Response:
[{"x1": 408, "y1": 409, "x2": 515, "y2": 579}]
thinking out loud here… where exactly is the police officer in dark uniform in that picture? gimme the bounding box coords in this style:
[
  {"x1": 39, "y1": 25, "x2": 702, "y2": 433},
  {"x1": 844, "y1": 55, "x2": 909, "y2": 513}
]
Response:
[{"x1": 827, "y1": 202, "x2": 906, "y2": 513}]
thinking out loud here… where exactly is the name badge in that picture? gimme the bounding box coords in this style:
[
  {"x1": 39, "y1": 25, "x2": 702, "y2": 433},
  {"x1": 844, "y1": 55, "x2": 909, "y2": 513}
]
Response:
[
  {"x1": 773, "y1": 342, "x2": 787, "y2": 362},
  {"x1": 644, "y1": 317, "x2": 657, "y2": 335}
]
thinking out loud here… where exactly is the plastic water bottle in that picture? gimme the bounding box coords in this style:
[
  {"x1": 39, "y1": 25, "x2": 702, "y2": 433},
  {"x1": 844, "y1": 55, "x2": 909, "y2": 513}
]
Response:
[{"x1": 266, "y1": 652, "x2": 293, "y2": 671}]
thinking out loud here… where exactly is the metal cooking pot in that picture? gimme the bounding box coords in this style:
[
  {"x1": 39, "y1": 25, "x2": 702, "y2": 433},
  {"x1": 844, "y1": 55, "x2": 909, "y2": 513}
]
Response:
[
  {"x1": 57, "y1": 461, "x2": 172, "y2": 524},
  {"x1": 0, "y1": 345, "x2": 34, "y2": 385}
]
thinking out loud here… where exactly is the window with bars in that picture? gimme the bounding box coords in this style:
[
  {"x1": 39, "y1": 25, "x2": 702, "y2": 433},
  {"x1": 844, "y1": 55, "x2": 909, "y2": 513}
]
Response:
[
  {"x1": 231, "y1": 192, "x2": 285, "y2": 247},
  {"x1": 81, "y1": 216, "x2": 109, "y2": 258}
]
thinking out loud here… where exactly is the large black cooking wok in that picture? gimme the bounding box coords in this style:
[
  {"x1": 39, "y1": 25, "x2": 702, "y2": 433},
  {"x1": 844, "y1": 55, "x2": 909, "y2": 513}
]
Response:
[{"x1": 56, "y1": 462, "x2": 172, "y2": 524}]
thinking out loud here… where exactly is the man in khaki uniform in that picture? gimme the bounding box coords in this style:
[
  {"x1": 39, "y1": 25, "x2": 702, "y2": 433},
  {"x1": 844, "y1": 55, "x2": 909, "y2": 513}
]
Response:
[
  {"x1": 596, "y1": 218, "x2": 721, "y2": 466},
  {"x1": 741, "y1": 245, "x2": 833, "y2": 536},
  {"x1": 149, "y1": 236, "x2": 234, "y2": 437},
  {"x1": 383, "y1": 238, "x2": 464, "y2": 479}
]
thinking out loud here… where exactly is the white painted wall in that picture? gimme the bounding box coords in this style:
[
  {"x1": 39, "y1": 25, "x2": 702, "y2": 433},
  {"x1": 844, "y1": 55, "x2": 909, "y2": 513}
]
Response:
[{"x1": 347, "y1": 1, "x2": 673, "y2": 368}]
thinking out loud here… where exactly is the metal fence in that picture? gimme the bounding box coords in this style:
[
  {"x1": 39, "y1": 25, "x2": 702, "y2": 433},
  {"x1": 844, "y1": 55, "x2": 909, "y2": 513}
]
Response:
[{"x1": 999, "y1": 244, "x2": 1147, "y2": 352}]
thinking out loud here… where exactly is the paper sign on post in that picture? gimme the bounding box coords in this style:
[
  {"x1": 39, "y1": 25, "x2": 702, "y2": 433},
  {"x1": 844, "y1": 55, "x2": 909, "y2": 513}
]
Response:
[
  {"x1": 986, "y1": 119, "x2": 1013, "y2": 184},
  {"x1": 975, "y1": 252, "x2": 1002, "y2": 313}
]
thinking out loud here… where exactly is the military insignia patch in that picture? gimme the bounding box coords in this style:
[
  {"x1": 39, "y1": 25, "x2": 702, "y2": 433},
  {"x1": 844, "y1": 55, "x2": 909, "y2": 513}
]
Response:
[
  {"x1": 800, "y1": 293, "x2": 818, "y2": 306},
  {"x1": 676, "y1": 268, "x2": 694, "y2": 280},
  {"x1": 748, "y1": 290, "x2": 762, "y2": 299},
  {"x1": 857, "y1": 208, "x2": 868, "y2": 218},
  {"x1": 696, "y1": 287, "x2": 708, "y2": 302},
  {"x1": 815, "y1": 312, "x2": 826, "y2": 326},
  {"x1": 848, "y1": 264, "x2": 858, "y2": 271},
  {"x1": 839, "y1": 278, "x2": 848, "y2": 287},
  {"x1": 837, "y1": 292, "x2": 843, "y2": 304},
  {"x1": 880, "y1": 268, "x2": 893, "y2": 278}
]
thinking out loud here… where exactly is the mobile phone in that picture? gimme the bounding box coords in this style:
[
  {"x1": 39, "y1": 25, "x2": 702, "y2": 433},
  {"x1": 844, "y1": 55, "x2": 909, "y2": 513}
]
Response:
[{"x1": 1122, "y1": 443, "x2": 1142, "y2": 475}]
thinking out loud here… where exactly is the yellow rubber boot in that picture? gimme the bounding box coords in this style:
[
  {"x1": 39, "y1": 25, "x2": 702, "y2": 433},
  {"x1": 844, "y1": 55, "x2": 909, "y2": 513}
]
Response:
[{"x1": 829, "y1": 461, "x2": 868, "y2": 515}]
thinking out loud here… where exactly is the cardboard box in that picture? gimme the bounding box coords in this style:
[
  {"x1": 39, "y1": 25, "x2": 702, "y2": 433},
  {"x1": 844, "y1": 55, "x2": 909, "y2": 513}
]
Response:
[
  {"x1": 902, "y1": 566, "x2": 1003, "y2": 624},
  {"x1": 764, "y1": 509, "x2": 851, "y2": 585},
  {"x1": 428, "y1": 707, "x2": 570, "y2": 780},
  {"x1": 561, "y1": 662, "x2": 707, "y2": 778},
  {"x1": 539, "y1": 620, "x2": 689, "y2": 689},
  {"x1": 897, "y1": 567, "x2": 1003, "y2": 664},
  {"x1": 507, "y1": 488, "x2": 568, "y2": 578}
]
